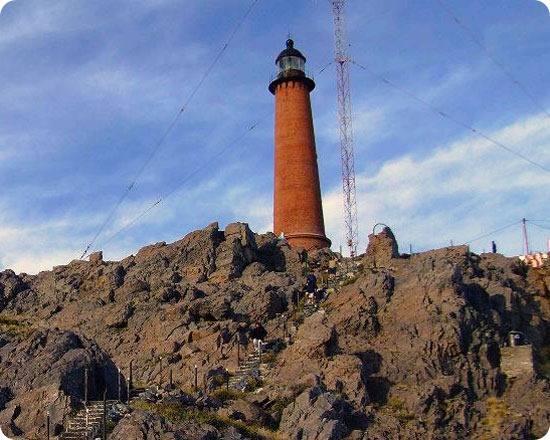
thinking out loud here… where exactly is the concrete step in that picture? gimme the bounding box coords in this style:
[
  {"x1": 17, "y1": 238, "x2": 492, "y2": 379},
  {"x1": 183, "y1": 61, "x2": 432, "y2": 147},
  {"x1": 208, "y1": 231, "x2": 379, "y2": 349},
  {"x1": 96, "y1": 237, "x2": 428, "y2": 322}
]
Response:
[{"x1": 58, "y1": 400, "x2": 122, "y2": 440}]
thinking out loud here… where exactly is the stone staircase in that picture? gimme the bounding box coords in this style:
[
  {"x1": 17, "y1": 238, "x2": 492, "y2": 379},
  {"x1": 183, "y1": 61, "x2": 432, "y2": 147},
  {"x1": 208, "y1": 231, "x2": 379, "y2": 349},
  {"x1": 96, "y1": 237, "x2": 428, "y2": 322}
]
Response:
[
  {"x1": 227, "y1": 340, "x2": 283, "y2": 391},
  {"x1": 57, "y1": 400, "x2": 117, "y2": 440},
  {"x1": 228, "y1": 350, "x2": 262, "y2": 391}
]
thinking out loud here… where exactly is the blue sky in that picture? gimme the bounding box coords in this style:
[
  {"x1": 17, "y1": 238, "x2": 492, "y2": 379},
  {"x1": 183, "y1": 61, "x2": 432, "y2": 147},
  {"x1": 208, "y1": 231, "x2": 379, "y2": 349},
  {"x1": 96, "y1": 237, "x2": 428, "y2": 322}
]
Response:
[{"x1": 0, "y1": 0, "x2": 549, "y2": 274}]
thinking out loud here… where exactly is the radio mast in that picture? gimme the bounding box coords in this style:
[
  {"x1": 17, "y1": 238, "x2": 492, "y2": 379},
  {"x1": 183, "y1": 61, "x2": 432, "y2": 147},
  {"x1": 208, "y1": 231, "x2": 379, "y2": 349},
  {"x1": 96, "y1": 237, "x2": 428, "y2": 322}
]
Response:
[{"x1": 331, "y1": 0, "x2": 359, "y2": 257}]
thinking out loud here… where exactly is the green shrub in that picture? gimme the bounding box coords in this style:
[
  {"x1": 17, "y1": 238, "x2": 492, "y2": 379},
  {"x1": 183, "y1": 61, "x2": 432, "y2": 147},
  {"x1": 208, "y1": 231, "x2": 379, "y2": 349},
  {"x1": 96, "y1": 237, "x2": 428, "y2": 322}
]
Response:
[
  {"x1": 261, "y1": 353, "x2": 277, "y2": 365},
  {"x1": 131, "y1": 402, "x2": 270, "y2": 439},
  {"x1": 381, "y1": 397, "x2": 415, "y2": 422},
  {"x1": 476, "y1": 397, "x2": 509, "y2": 439},
  {"x1": 341, "y1": 274, "x2": 359, "y2": 286},
  {"x1": 212, "y1": 389, "x2": 242, "y2": 402},
  {"x1": 387, "y1": 397, "x2": 405, "y2": 410},
  {"x1": 536, "y1": 345, "x2": 550, "y2": 378},
  {"x1": 270, "y1": 396, "x2": 294, "y2": 415},
  {"x1": 246, "y1": 377, "x2": 261, "y2": 391},
  {"x1": 0, "y1": 314, "x2": 35, "y2": 340},
  {"x1": 0, "y1": 315, "x2": 20, "y2": 326}
]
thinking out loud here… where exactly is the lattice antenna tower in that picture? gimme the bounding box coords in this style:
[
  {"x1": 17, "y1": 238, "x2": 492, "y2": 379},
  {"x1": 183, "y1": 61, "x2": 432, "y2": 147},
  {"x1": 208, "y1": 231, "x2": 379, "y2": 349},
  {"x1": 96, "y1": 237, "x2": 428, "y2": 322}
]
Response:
[{"x1": 332, "y1": 0, "x2": 359, "y2": 257}]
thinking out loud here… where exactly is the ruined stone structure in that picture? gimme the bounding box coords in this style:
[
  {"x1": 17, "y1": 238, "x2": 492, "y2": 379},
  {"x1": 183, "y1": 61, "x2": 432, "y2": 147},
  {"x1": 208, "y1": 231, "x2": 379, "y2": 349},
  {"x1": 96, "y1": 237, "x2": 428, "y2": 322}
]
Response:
[
  {"x1": 269, "y1": 39, "x2": 331, "y2": 251},
  {"x1": 500, "y1": 345, "x2": 535, "y2": 378}
]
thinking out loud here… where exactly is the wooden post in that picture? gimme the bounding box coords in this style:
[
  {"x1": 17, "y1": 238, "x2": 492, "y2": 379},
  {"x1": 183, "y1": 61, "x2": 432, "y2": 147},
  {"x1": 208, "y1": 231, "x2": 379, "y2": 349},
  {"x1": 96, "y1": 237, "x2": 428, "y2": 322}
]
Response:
[
  {"x1": 129, "y1": 360, "x2": 133, "y2": 390},
  {"x1": 102, "y1": 390, "x2": 107, "y2": 440},
  {"x1": 84, "y1": 367, "x2": 89, "y2": 406},
  {"x1": 126, "y1": 377, "x2": 130, "y2": 404},
  {"x1": 159, "y1": 356, "x2": 163, "y2": 388},
  {"x1": 117, "y1": 368, "x2": 121, "y2": 402}
]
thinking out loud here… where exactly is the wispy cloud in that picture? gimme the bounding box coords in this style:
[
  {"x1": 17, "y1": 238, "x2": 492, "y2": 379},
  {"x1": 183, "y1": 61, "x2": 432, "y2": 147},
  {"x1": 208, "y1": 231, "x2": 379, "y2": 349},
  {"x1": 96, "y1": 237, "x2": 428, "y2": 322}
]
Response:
[
  {"x1": 0, "y1": 216, "x2": 87, "y2": 274},
  {"x1": 324, "y1": 112, "x2": 550, "y2": 255},
  {"x1": 0, "y1": 0, "x2": 548, "y2": 273}
]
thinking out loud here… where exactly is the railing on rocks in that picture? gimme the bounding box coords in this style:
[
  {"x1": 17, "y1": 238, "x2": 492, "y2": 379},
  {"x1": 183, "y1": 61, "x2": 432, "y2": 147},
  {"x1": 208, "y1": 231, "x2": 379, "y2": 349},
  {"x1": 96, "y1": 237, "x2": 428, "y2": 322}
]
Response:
[
  {"x1": 226, "y1": 338, "x2": 283, "y2": 392},
  {"x1": 57, "y1": 399, "x2": 125, "y2": 440}
]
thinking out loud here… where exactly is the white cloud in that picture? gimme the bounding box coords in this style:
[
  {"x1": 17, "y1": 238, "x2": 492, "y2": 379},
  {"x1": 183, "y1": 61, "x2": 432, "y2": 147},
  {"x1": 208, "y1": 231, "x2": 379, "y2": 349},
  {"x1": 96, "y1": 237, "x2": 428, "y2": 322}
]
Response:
[
  {"x1": 0, "y1": 220, "x2": 82, "y2": 274},
  {"x1": 0, "y1": 1, "x2": 70, "y2": 44},
  {"x1": 535, "y1": 0, "x2": 550, "y2": 14},
  {"x1": 0, "y1": 1, "x2": 12, "y2": 15},
  {"x1": 5, "y1": 112, "x2": 545, "y2": 274},
  {"x1": 323, "y1": 112, "x2": 550, "y2": 256}
]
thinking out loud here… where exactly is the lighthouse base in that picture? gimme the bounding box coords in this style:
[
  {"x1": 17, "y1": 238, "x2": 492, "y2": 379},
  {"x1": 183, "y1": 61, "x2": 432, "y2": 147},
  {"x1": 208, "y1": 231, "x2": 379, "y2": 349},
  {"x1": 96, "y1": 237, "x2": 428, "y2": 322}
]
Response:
[{"x1": 284, "y1": 232, "x2": 331, "y2": 251}]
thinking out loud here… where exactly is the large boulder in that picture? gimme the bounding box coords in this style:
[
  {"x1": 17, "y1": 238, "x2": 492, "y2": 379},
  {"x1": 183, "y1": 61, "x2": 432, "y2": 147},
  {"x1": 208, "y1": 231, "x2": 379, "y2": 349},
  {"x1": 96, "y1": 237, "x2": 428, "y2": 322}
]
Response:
[
  {"x1": 170, "y1": 222, "x2": 221, "y2": 283},
  {"x1": 293, "y1": 310, "x2": 338, "y2": 358},
  {"x1": 280, "y1": 386, "x2": 349, "y2": 440},
  {"x1": 210, "y1": 222, "x2": 258, "y2": 282}
]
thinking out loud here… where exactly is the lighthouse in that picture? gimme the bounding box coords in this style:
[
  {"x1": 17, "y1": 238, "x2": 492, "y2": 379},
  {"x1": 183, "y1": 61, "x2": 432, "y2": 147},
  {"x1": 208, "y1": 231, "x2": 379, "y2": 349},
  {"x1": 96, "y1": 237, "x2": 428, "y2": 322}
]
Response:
[{"x1": 269, "y1": 39, "x2": 331, "y2": 250}]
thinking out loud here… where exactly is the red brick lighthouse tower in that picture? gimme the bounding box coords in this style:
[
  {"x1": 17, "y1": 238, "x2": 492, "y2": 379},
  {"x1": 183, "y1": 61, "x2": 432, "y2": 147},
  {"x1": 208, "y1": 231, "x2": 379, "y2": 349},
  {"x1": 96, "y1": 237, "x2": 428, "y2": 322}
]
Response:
[{"x1": 269, "y1": 39, "x2": 331, "y2": 250}]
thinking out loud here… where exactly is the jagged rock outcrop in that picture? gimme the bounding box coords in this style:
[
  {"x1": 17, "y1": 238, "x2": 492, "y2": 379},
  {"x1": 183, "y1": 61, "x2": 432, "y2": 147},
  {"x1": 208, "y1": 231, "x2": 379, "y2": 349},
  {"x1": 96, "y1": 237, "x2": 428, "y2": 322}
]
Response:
[
  {"x1": 0, "y1": 270, "x2": 28, "y2": 311},
  {"x1": 0, "y1": 222, "x2": 548, "y2": 439},
  {"x1": 110, "y1": 409, "x2": 176, "y2": 440},
  {"x1": 291, "y1": 311, "x2": 337, "y2": 358},
  {"x1": 323, "y1": 244, "x2": 550, "y2": 438},
  {"x1": 0, "y1": 328, "x2": 120, "y2": 438},
  {"x1": 210, "y1": 222, "x2": 258, "y2": 282}
]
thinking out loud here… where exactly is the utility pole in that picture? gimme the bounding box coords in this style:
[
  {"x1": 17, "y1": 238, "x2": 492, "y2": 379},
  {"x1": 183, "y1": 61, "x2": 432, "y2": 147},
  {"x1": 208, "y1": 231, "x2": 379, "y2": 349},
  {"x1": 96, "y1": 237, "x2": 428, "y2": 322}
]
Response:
[{"x1": 522, "y1": 218, "x2": 530, "y2": 255}]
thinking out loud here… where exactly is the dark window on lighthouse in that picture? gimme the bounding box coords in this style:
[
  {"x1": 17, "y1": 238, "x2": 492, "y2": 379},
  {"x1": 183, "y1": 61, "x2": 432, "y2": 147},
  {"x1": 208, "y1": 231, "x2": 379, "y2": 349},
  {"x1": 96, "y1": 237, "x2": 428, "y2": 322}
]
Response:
[{"x1": 278, "y1": 55, "x2": 305, "y2": 74}]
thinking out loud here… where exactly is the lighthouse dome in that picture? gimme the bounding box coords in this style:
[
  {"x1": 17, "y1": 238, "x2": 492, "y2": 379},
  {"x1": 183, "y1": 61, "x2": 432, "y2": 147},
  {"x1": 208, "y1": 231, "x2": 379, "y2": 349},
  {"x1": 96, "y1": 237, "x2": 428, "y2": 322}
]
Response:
[
  {"x1": 275, "y1": 39, "x2": 306, "y2": 75},
  {"x1": 275, "y1": 39, "x2": 306, "y2": 63},
  {"x1": 269, "y1": 39, "x2": 315, "y2": 94}
]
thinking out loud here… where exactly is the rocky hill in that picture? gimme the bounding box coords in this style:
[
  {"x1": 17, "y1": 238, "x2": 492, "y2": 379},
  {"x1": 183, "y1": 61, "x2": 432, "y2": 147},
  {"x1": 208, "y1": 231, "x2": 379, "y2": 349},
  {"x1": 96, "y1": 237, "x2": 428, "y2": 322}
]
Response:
[{"x1": 0, "y1": 222, "x2": 548, "y2": 439}]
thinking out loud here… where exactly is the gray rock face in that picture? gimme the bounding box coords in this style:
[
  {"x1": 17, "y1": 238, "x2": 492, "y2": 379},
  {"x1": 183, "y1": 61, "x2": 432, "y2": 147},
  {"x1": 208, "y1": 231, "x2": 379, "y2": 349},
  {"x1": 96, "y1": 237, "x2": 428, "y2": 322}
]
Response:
[
  {"x1": 0, "y1": 222, "x2": 548, "y2": 439},
  {"x1": 326, "y1": 246, "x2": 550, "y2": 438},
  {"x1": 0, "y1": 270, "x2": 28, "y2": 312},
  {"x1": 293, "y1": 310, "x2": 338, "y2": 358},
  {"x1": 280, "y1": 386, "x2": 349, "y2": 440},
  {"x1": 210, "y1": 222, "x2": 258, "y2": 282}
]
